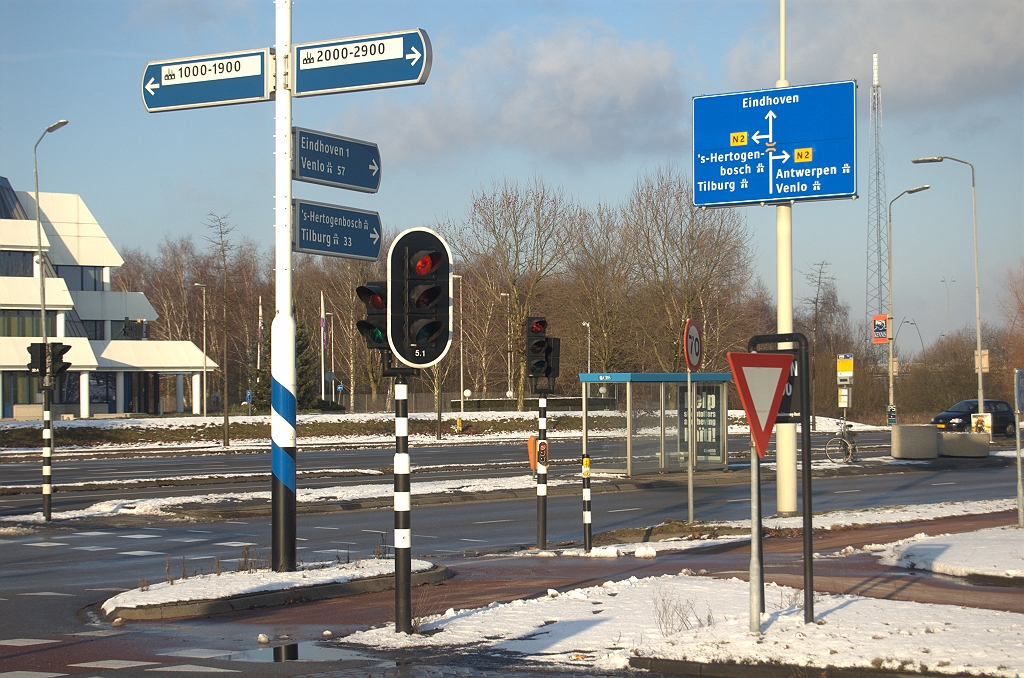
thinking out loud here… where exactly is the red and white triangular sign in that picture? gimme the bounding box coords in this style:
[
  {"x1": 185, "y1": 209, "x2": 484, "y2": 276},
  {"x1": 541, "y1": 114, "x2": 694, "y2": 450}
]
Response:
[{"x1": 727, "y1": 352, "x2": 795, "y2": 458}]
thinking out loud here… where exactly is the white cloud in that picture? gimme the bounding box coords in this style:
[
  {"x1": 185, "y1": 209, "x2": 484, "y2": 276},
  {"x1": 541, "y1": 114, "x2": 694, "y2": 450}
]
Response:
[
  {"x1": 332, "y1": 21, "x2": 688, "y2": 164},
  {"x1": 726, "y1": 0, "x2": 1024, "y2": 114}
]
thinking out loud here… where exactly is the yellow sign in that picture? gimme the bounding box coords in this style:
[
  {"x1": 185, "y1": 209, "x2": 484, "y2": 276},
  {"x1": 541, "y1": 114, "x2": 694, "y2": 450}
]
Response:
[
  {"x1": 730, "y1": 132, "x2": 748, "y2": 146},
  {"x1": 836, "y1": 354, "x2": 853, "y2": 377},
  {"x1": 582, "y1": 458, "x2": 591, "y2": 469},
  {"x1": 794, "y1": 147, "x2": 813, "y2": 162}
]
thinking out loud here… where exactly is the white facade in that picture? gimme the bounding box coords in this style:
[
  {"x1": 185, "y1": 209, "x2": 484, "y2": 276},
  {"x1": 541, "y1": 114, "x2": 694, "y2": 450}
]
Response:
[{"x1": 0, "y1": 180, "x2": 215, "y2": 419}]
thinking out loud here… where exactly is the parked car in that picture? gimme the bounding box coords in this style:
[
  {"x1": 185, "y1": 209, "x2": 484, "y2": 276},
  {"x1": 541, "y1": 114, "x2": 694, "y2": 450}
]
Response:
[{"x1": 930, "y1": 399, "x2": 1016, "y2": 437}]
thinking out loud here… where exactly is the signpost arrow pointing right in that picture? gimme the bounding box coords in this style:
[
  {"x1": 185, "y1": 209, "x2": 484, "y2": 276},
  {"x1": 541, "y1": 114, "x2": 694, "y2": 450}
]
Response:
[
  {"x1": 369, "y1": 158, "x2": 379, "y2": 176},
  {"x1": 405, "y1": 45, "x2": 422, "y2": 66}
]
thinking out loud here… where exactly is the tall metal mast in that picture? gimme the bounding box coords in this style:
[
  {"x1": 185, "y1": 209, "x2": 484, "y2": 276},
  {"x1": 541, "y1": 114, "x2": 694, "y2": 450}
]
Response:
[{"x1": 865, "y1": 54, "x2": 888, "y2": 330}]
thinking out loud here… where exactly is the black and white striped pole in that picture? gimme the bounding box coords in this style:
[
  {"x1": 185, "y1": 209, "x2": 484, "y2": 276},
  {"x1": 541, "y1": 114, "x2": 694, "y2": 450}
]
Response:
[
  {"x1": 582, "y1": 445, "x2": 591, "y2": 552},
  {"x1": 42, "y1": 385, "x2": 52, "y2": 521},
  {"x1": 394, "y1": 375, "x2": 412, "y2": 633},
  {"x1": 537, "y1": 397, "x2": 548, "y2": 550}
]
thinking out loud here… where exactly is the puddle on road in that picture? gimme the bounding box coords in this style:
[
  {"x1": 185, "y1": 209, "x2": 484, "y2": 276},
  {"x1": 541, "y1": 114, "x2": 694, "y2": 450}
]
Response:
[{"x1": 224, "y1": 641, "x2": 375, "y2": 662}]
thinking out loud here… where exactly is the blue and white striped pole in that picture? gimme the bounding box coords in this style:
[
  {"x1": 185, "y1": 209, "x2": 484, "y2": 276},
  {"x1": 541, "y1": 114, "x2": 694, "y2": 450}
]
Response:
[
  {"x1": 394, "y1": 376, "x2": 412, "y2": 633},
  {"x1": 537, "y1": 396, "x2": 547, "y2": 550},
  {"x1": 271, "y1": 0, "x2": 297, "y2": 572}
]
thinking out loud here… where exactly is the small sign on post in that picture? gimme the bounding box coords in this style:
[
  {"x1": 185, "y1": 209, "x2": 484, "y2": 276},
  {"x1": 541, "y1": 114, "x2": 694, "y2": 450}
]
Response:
[{"x1": 872, "y1": 315, "x2": 889, "y2": 344}]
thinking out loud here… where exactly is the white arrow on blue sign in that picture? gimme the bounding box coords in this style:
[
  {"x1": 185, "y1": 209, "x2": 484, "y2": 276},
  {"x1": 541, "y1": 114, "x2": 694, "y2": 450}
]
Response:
[
  {"x1": 692, "y1": 81, "x2": 857, "y2": 207},
  {"x1": 141, "y1": 48, "x2": 272, "y2": 113},
  {"x1": 292, "y1": 200, "x2": 382, "y2": 261},
  {"x1": 293, "y1": 29, "x2": 431, "y2": 98},
  {"x1": 293, "y1": 128, "x2": 381, "y2": 194}
]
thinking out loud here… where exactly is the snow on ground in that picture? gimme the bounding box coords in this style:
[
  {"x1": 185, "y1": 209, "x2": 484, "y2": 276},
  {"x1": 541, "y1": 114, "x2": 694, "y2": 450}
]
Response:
[
  {"x1": 100, "y1": 558, "x2": 434, "y2": 615},
  {"x1": 866, "y1": 526, "x2": 1024, "y2": 579},
  {"x1": 0, "y1": 473, "x2": 584, "y2": 523},
  {"x1": 341, "y1": 571, "x2": 1024, "y2": 677}
]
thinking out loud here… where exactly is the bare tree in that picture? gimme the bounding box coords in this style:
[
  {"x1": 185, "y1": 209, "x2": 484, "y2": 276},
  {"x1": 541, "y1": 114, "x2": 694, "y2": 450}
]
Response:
[{"x1": 204, "y1": 213, "x2": 235, "y2": 446}]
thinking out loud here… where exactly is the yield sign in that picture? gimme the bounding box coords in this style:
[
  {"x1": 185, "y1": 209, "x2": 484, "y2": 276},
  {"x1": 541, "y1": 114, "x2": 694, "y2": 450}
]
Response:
[{"x1": 727, "y1": 352, "x2": 795, "y2": 458}]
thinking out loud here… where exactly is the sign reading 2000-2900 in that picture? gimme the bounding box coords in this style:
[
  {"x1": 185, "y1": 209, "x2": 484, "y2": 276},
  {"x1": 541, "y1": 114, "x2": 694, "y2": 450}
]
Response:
[
  {"x1": 692, "y1": 81, "x2": 857, "y2": 207},
  {"x1": 293, "y1": 29, "x2": 431, "y2": 97}
]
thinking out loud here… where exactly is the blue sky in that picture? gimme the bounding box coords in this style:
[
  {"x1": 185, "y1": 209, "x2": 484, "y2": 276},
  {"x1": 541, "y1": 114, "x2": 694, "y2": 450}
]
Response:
[{"x1": 2, "y1": 0, "x2": 1022, "y2": 351}]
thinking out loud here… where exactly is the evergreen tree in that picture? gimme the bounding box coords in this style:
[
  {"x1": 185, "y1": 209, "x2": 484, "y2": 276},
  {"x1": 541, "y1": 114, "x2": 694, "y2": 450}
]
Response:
[{"x1": 295, "y1": 316, "x2": 320, "y2": 410}]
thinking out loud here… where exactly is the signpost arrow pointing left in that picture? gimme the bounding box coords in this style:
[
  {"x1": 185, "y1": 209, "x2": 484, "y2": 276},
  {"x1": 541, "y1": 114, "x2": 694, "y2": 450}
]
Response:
[{"x1": 145, "y1": 77, "x2": 159, "y2": 96}]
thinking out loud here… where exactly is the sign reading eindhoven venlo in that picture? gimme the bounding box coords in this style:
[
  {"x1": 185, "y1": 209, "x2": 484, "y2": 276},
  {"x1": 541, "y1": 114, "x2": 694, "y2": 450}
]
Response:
[
  {"x1": 293, "y1": 128, "x2": 382, "y2": 194},
  {"x1": 692, "y1": 81, "x2": 857, "y2": 207}
]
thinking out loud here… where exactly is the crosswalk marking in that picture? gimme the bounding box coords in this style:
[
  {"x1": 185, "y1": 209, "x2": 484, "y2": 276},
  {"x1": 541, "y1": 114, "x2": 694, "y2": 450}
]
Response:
[{"x1": 0, "y1": 638, "x2": 59, "y2": 646}]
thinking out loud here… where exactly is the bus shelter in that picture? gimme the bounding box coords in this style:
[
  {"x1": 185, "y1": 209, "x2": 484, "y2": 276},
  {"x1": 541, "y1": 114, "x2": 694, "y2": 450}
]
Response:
[{"x1": 579, "y1": 372, "x2": 731, "y2": 477}]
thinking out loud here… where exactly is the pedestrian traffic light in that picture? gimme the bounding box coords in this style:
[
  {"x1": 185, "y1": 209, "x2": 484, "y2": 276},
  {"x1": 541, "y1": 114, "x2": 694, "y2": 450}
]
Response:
[
  {"x1": 27, "y1": 342, "x2": 47, "y2": 376},
  {"x1": 387, "y1": 228, "x2": 453, "y2": 368},
  {"x1": 49, "y1": 343, "x2": 72, "y2": 377},
  {"x1": 356, "y1": 282, "x2": 388, "y2": 350}
]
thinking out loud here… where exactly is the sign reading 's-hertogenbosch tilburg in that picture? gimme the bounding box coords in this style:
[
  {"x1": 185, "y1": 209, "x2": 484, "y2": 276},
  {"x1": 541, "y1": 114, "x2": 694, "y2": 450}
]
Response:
[
  {"x1": 292, "y1": 199, "x2": 382, "y2": 261},
  {"x1": 692, "y1": 81, "x2": 857, "y2": 207}
]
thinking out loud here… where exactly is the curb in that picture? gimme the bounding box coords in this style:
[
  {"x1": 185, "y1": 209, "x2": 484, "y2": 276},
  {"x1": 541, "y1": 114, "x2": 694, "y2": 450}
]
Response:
[
  {"x1": 630, "y1": 656, "x2": 957, "y2": 678},
  {"x1": 104, "y1": 564, "x2": 453, "y2": 621}
]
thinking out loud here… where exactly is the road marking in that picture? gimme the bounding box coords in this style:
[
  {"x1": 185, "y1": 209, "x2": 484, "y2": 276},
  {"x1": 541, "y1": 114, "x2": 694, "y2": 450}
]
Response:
[
  {"x1": 119, "y1": 534, "x2": 161, "y2": 539},
  {"x1": 834, "y1": 489, "x2": 861, "y2": 494},
  {"x1": 225, "y1": 521, "x2": 247, "y2": 524},
  {"x1": 146, "y1": 664, "x2": 239, "y2": 672},
  {"x1": 72, "y1": 546, "x2": 115, "y2": 552},
  {"x1": 607, "y1": 508, "x2": 641, "y2": 513},
  {"x1": 142, "y1": 527, "x2": 166, "y2": 531},
  {"x1": 296, "y1": 537, "x2": 308, "y2": 541},
  {"x1": 85, "y1": 588, "x2": 128, "y2": 592},
  {"x1": 332, "y1": 541, "x2": 357, "y2": 545},
  {"x1": 0, "y1": 670, "x2": 67, "y2": 678},
  {"x1": 70, "y1": 660, "x2": 159, "y2": 669},
  {"x1": 460, "y1": 538, "x2": 487, "y2": 543},
  {"x1": 167, "y1": 538, "x2": 206, "y2": 543},
  {"x1": 413, "y1": 534, "x2": 437, "y2": 539},
  {"x1": 71, "y1": 531, "x2": 112, "y2": 536},
  {"x1": 158, "y1": 649, "x2": 233, "y2": 659},
  {"x1": 18, "y1": 592, "x2": 74, "y2": 597},
  {"x1": 726, "y1": 498, "x2": 749, "y2": 503},
  {"x1": 187, "y1": 530, "x2": 213, "y2": 534},
  {"x1": 931, "y1": 482, "x2": 956, "y2": 486},
  {"x1": 361, "y1": 529, "x2": 386, "y2": 535},
  {"x1": 312, "y1": 526, "x2": 339, "y2": 530},
  {"x1": 473, "y1": 519, "x2": 512, "y2": 524},
  {"x1": 119, "y1": 551, "x2": 165, "y2": 557},
  {"x1": 24, "y1": 542, "x2": 68, "y2": 547},
  {"x1": 213, "y1": 542, "x2": 256, "y2": 548},
  {"x1": 0, "y1": 638, "x2": 60, "y2": 646}
]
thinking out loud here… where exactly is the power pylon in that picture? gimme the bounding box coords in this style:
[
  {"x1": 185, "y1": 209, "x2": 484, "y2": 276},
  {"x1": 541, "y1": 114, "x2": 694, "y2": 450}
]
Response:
[{"x1": 865, "y1": 53, "x2": 888, "y2": 332}]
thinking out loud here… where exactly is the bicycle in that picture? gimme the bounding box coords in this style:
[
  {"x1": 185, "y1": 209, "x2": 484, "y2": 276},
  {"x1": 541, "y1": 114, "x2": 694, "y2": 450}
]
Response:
[{"x1": 825, "y1": 420, "x2": 858, "y2": 463}]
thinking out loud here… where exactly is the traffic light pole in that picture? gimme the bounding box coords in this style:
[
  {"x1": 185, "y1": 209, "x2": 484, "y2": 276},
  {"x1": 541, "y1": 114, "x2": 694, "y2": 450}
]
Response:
[
  {"x1": 42, "y1": 380, "x2": 52, "y2": 521},
  {"x1": 394, "y1": 375, "x2": 412, "y2": 633},
  {"x1": 582, "y1": 391, "x2": 592, "y2": 553},
  {"x1": 536, "y1": 396, "x2": 547, "y2": 550}
]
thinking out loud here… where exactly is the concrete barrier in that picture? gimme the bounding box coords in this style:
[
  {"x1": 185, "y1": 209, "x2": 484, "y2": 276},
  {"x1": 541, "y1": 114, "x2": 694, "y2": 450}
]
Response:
[
  {"x1": 939, "y1": 432, "x2": 990, "y2": 457},
  {"x1": 891, "y1": 424, "x2": 938, "y2": 459}
]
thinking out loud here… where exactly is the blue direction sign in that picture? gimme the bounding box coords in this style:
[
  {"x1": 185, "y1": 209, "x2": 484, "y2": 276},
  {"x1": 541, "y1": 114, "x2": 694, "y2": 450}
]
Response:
[
  {"x1": 141, "y1": 49, "x2": 271, "y2": 113},
  {"x1": 292, "y1": 200, "x2": 382, "y2": 261},
  {"x1": 293, "y1": 29, "x2": 431, "y2": 97},
  {"x1": 693, "y1": 81, "x2": 857, "y2": 207},
  {"x1": 293, "y1": 128, "x2": 381, "y2": 193}
]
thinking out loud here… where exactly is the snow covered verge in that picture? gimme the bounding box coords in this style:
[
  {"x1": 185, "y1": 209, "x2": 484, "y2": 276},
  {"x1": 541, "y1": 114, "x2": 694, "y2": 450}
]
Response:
[
  {"x1": 339, "y1": 572, "x2": 1024, "y2": 677},
  {"x1": 866, "y1": 525, "x2": 1024, "y2": 579},
  {"x1": 100, "y1": 558, "x2": 434, "y2": 615}
]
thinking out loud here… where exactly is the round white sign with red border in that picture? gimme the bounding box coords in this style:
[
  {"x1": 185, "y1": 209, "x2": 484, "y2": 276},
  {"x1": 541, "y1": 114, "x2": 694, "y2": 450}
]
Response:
[{"x1": 684, "y1": 318, "x2": 702, "y2": 372}]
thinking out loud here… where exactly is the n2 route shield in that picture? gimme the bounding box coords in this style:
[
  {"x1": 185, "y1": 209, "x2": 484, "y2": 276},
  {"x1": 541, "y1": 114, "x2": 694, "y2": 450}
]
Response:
[{"x1": 692, "y1": 81, "x2": 857, "y2": 207}]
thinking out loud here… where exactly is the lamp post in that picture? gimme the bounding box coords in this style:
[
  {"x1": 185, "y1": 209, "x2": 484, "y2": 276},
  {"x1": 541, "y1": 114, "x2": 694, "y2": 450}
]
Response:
[
  {"x1": 913, "y1": 156, "x2": 984, "y2": 420},
  {"x1": 194, "y1": 283, "x2": 207, "y2": 417},
  {"x1": 33, "y1": 118, "x2": 68, "y2": 524},
  {"x1": 582, "y1": 321, "x2": 591, "y2": 398},
  {"x1": 896, "y1": 317, "x2": 925, "y2": 354},
  {"x1": 453, "y1": 275, "x2": 464, "y2": 415},
  {"x1": 887, "y1": 185, "x2": 930, "y2": 423},
  {"x1": 500, "y1": 292, "x2": 511, "y2": 398},
  {"x1": 325, "y1": 311, "x2": 334, "y2": 404},
  {"x1": 940, "y1": 277, "x2": 955, "y2": 336}
]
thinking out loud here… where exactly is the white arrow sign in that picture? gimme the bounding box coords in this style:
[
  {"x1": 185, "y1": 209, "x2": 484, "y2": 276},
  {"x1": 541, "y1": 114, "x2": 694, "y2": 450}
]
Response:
[
  {"x1": 369, "y1": 158, "x2": 379, "y2": 176},
  {"x1": 405, "y1": 45, "x2": 422, "y2": 66},
  {"x1": 145, "y1": 77, "x2": 160, "y2": 96},
  {"x1": 370, "y1": 228, "x2": 380, "y2": 244}
]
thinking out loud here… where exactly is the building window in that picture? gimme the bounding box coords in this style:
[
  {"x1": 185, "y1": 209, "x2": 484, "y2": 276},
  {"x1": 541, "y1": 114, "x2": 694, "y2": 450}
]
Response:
[
  {"x1": 0, "y1": 251, "x2": 34, "y2": 277},
  {"x1": 0, "y1": 309, "x2": 56, "y2": 336},
  {"x1": 56, "y1": 265, "x2": 103, "y2": 292},
  {"x1": 81, "y1": 319, "x2": 104, "y2": 340}
]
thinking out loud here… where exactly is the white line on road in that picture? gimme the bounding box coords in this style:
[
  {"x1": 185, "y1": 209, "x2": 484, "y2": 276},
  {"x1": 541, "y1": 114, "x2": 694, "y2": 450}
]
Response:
[
  {"x1": 834, "y1": 490, "x2": 861, "y2": 494},
  {"x1": 607, "y1": 507, "x2": 641, "y2": 513},
  {"x1": 460, "y1": 538, "x2": 487, "y2": 543},
  {"x1": 726, "y1": 499, "x2": 749, "y2": 503},
  {"x1": 931, "y1": 482, "x2": 956, "y2": 486},
  {"x1": 473, "y1": 519, "x2": 512, "y2": 524}
]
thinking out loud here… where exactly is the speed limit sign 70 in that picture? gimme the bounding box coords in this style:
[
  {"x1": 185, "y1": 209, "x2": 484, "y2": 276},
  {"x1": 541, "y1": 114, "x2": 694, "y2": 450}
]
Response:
[{"x1": 684, "y1": 318, "x2": 702, "y2": 372}]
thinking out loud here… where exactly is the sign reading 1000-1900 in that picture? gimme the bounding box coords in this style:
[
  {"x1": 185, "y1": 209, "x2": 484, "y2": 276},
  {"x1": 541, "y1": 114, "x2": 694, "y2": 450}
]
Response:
[{"x1": 692, "y1": 81, "x2": 857, "y2": 207}]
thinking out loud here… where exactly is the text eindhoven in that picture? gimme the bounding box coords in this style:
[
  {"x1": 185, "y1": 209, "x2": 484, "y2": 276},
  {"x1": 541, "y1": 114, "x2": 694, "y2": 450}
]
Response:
[{"x1": 742, "y1": 93, "x2": 799, "y2": 108}]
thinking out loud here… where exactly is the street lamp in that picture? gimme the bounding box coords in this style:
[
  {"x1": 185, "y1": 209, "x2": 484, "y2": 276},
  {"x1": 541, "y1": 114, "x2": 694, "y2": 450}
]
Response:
[
  {"x1": 453, "y1": 275, "x2": 464, "y2": 415},
  {"x1": 913, "y1": 156, "x2": 985, "y2": 420},
  {"x1": 33, "y1": 119, "x2": 69, "y2": 354},
  {"x1": 940, "y1": 277, "x2": 955, "y2": 336},
  {"x1": 499, "y1": 292, "x2": 511, "y2": 398},
  {"x1": 194, "y1": 283, "x2": 207, "y2": 417},
  {"x1": 896, "y1": 317, "x2": 925, "y2": 354},
  {"x1": 582, "y1": 321, "x2": 591, "y2": 398},
  {"x1": 887, "y1": 184, "x2": 930, "y2": 423}
]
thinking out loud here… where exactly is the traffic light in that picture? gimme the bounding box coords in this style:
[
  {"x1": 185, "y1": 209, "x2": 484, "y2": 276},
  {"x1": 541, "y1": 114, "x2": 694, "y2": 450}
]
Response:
[
  {"x1": 546, "y1": 337, "x2": 561, "y2": 378},
  {"x1": 387, "y1": 228, "x2": 453, "y2": 368},
  {"x1": 356, "y1": 282, "x2": 388, "y2": 350},
  {"x1": 525, "y1": 317, "x2": 549, "y2": 377},
  {"x1": 27, "y1": 343, "x2": 47, "y2": 376},
  {"x1": 49, "y1": 343, "x2": 72, "y2": 378}
]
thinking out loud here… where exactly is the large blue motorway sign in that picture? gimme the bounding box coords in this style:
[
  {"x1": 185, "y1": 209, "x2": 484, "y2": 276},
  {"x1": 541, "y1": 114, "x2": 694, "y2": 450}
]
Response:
[
  {"x1": 292, "y1": 200, "x2": 382, "y2": 261},
  {"x1": 141, "y1": 49, "x2": 272, "y2": 113},
  {"x1": 692, "y1": 81, "x2": 857, "y2": 207},
  {"x1": 293, "y1": 128, "x2": 381, "y2": 194},
  {"x1": 293, "y1": 29, "x2": 431, "y2": 97}
]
